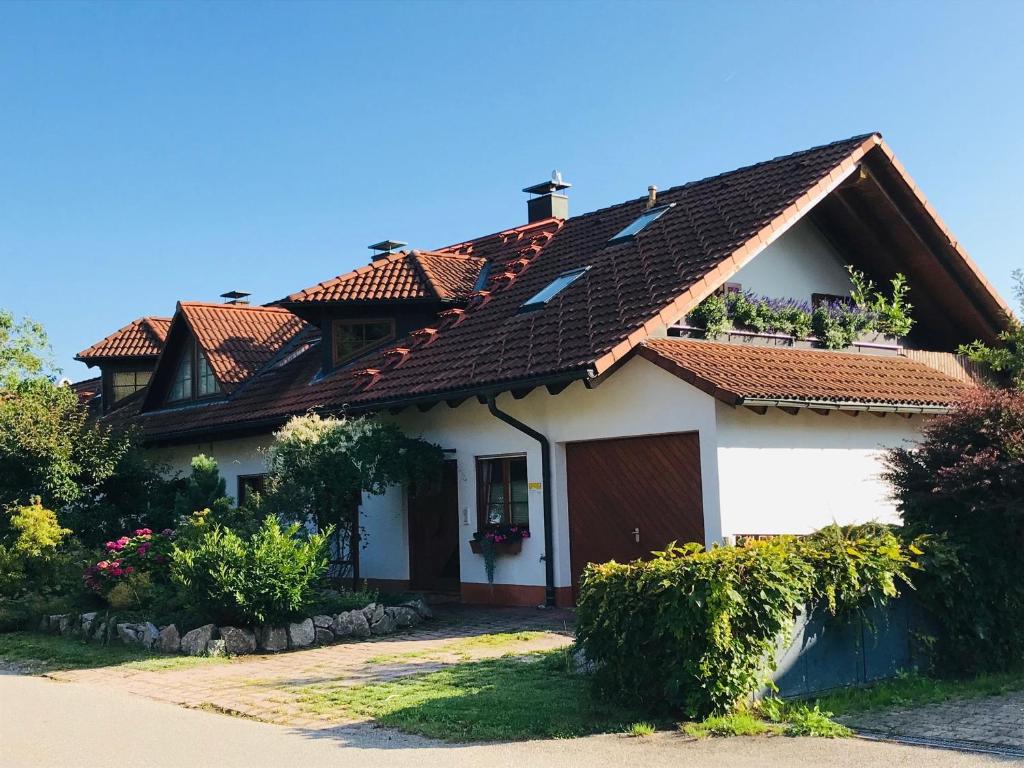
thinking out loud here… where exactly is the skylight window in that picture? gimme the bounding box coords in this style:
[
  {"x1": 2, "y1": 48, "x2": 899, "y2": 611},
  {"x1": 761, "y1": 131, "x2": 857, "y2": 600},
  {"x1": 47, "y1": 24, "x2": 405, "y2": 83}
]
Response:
[
  {"x1": 521, "y1": 266, "x2": 590, "y2": 311},
  {"x1": 608, "y1": 203, "x2": 675, "y2": 244}
]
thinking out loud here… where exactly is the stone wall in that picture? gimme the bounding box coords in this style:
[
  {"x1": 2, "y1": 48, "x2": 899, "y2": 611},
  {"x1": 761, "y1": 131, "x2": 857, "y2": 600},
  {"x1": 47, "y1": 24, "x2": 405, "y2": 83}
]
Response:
[{"x1": 36, "y1": 598, "x2": 433, "y2": 656}]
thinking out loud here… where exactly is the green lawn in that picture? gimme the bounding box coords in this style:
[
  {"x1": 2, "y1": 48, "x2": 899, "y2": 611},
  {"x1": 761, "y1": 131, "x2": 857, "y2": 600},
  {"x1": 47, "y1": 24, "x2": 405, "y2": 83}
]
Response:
[
  {"x1": 364, "y1": 631, "x2": 549, "y2": 665},
  {"x1": 0, "y1": 632, "x2": 227, "y2": 673},
  {"x1": 297, "y1": 650, "x2": 649, "y2": 741}
]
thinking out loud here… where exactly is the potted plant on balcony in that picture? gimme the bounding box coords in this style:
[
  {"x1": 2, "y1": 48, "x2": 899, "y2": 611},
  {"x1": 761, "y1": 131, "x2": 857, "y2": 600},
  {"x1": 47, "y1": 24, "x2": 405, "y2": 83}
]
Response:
[{"x1": 470, "y1": 525, "x2": 530, "y2": 583}]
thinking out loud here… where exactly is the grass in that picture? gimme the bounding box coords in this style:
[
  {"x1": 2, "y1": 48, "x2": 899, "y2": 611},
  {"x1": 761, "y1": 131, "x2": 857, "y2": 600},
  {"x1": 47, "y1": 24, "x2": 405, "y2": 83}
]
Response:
[
  {"x1": 809, "y1": 669, "x2": 1024, "y2": 716},
  {"x1": 365, "y1": 631, "x2": 548, "y2": 665},
  {"x1": 296, "y1": 649, "x2": 648, "y2": 741},
  {"x1": 0, "y1": 632, "x2": 228, "y2": 674},
  {"x1": 626, "y1": 721, "x2": 656, "y2": 737},
  {"x1": 683, "y1": 700, "x2": 851, "y2": 739}
]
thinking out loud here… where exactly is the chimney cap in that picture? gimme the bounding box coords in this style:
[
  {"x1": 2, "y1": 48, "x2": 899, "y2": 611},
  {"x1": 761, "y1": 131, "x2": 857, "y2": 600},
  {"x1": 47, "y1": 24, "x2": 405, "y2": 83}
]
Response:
[
  {"x1": 220, "y1": 290, "x2": 251, "y2": 304},
  {"x1": 523, "y1": 170, "x2": 572, "y2": 196},
  {"x1": 368, "y1": 239, "x2": 408, "y2": 256}
]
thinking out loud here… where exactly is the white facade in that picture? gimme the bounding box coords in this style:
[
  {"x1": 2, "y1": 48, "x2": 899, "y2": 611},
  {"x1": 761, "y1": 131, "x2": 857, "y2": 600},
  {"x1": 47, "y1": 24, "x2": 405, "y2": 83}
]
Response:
[{"x1": 146, "y1": 215, "x2": 925, "y2": 602}]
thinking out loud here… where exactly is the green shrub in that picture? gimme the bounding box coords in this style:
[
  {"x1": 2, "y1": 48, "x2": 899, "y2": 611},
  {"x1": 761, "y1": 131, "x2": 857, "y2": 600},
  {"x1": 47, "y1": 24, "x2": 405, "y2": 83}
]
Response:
[
  {"x1": 0, "y1": 497, "x2": 72, "y2": 597},
  {"x1": 885, "y1": 388, "x2": 1024, "y2": 674},
  {"x1": 170, "y1": 516, "x2": 330, "y2": 625},
  {"x1": 575, "y1": 525, "x2": 916, "y2": 718}
]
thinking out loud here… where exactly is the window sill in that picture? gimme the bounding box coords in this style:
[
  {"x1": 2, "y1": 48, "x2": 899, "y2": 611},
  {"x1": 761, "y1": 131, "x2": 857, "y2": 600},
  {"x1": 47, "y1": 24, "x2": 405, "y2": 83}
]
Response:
[{"x1": 469, "y1": 538, "x2": 523, "y2": 556}]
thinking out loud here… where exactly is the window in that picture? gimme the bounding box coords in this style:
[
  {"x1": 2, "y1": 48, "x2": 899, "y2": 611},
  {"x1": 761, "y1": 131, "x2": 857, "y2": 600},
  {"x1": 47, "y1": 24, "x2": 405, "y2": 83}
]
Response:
[
  {"x1": 237, "y1": 473, "x2": 267, "y2": 508},
  {"x1": 520, "y1": 267, "x2": 590, "y2": 311},
  {"x1": 197, "y1": 352, "x2": 220, "y2": 397},
  {"x1": 608, "y1": 203, "x2": 675, "y2": 244},
  {"x1": 168, "y1": 345, "x2": 194, "y2": 402},
  {"x1": 718, "y1": 282, "x2": 742, "y2": 296},
  {"x1": 332, "y1": 318, "x2": 395, "y2": 365},
  {"x1": 472, "y1": 262, "x2": 492, "y2": 292},
  {"x1": 476, "y1": 456, "x2": 529, "y2": 527},
  {"x1": 111, "y1": 370, "x2": 151, "y2": 403},
  {"x1": 167, "y1": 341, "x2": 220, "y2": 403}
]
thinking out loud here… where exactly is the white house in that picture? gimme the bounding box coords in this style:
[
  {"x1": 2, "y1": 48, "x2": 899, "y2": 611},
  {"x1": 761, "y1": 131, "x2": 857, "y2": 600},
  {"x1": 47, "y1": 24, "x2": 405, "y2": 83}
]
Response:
[{"x1": 76, "y1": 133, "x2": 1007, "y2": 607}]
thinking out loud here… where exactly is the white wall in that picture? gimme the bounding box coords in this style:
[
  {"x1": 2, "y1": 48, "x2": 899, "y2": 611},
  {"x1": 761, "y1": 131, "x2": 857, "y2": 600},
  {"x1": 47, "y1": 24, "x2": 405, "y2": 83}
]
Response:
[
  {"x1": 393, "y1": 357, "x2": 721, "y2": 590},
  {"x1": 715, "y1": 403, "x2": 921, "y2": 536},
  {"x1": 731, "y1": 217, "x2": 852, "y2": 302},
  {"x1": 149, "y1": 434, "x2": 271, "y2": 503}
]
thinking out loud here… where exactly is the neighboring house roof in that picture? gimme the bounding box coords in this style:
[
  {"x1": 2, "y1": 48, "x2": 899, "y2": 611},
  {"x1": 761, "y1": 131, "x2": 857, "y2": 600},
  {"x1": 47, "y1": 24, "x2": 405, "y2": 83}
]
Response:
[
  {"x1": 638, "y1": 338, "x2": 975, "y2": 410},
  {"x1": 76, "y1": 317, "x2": 171, "y2": 362},
  {"x1": 102, "y1": 132, "x2": 1007, "y2": 442},
  {"x1": 174, "y1": 302, "x2": 310, "y2": 394},
  {"x1": 69, "y1": 376, "x2": 101, "y2": 405}
]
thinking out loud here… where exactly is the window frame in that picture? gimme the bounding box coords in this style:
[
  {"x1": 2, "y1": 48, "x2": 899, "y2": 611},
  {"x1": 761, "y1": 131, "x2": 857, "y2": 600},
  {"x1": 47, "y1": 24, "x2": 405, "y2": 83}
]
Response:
[
  {"x1": 110, "y1": 369, "x2": 152, "y2": 404},
  {"x1": 475, "y1": 454, "x2": 530, "y2": 529},
  {"x1": 166, "y1": 339, "x2": 221, "y2": 404},
  {"x1": 607, "y1": 203, "x2": 676, "y2": 244},
  {"x1": 331, "y1": 317, "x2": 396, "y2": 367},
  {"x1": 520, "y1": 266, "x2": 590, "y2": 312},
  {"x1": 237, "y1": 473, "x2": 267, "y2": 508}
]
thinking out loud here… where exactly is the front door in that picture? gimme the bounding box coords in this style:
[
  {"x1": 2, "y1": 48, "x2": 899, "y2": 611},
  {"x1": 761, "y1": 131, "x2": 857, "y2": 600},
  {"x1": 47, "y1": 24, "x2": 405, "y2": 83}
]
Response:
[
  {"x1": 408, "y1": 459, "x2": 461, "y2": 593},
  {"x1": 566, "y1": 432, "x2": 705, "y2": 599}
]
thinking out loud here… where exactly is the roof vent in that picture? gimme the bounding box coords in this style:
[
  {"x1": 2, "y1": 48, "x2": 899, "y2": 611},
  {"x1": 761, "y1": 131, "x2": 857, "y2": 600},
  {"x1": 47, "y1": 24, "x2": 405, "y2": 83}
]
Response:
[
  {"x1": 220, "y1": 290, "x2": 251, "y2": 305},
  {"x1": 368, "y1": 240, "x2": 408, "y2": 261},
  {"x1": 523, "y1": 170, "x2": 571, "y2": 223}
]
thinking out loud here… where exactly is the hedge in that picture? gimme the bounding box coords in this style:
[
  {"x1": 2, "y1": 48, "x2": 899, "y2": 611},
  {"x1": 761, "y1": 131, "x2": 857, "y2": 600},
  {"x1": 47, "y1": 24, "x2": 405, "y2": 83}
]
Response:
[{"x1": 574, "y1": 524, "x2": 917, "y2": 718}]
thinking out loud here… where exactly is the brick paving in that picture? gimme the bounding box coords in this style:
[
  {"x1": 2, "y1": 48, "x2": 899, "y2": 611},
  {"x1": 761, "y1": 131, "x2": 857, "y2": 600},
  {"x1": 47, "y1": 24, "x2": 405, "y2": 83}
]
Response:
[
  {"x1": 52, "y1": 605, "x2": 575, "y2": 728},
  {"x1": 839, "y1": 691, "x2": 1024, "y2": 754}
]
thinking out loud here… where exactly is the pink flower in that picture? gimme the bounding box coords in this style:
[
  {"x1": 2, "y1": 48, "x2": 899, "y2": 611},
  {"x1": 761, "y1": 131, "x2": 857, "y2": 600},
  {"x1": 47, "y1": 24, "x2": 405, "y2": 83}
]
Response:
[
  {"x1": 137, "y1": 543, "x2": 150, "y2": 556},
  {"x1": 111, "y1": 567, "x2": 123, "y2": 576},
  {"x1": 117, "y1": 536, "x2": 129, "y2": 546},
  {"x1": 134, "y1": 528, "x2": 152, "y2": 537},
  {"x1": 124, "y1": 566, "x2": 135, "y2": 574},
  {"x1": 97, "y1": 561, "x2": 110, "y2": 570}
]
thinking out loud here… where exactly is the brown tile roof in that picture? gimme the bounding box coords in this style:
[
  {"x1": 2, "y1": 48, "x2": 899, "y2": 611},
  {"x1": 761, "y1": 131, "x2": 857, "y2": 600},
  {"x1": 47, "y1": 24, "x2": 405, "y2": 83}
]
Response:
[
  {"x1": 69, "y1": 376, "x2": 101, "y2": 405},
  {"x1": 177, "y1": 303, "x2": 310, "y2": 393},
  {"x1": 76, "y1": 317, "x2": 170, "y2": 361},
  {"x1": 281, "y1": 251, "x2": 489, "y2": 304},
  {"x1": 108, "y1": 133, "x2": 1003, "y2": 442},
  {"x1": 638, "y1": 338, "x2": 975, "y2": 409}
]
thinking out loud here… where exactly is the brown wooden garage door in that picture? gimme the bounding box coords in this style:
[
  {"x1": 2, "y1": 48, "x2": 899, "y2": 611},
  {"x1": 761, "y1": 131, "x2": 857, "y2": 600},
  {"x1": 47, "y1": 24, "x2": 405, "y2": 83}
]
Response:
[{"x1": 566, "y1": 432, "x2": 704, "y2": 596}]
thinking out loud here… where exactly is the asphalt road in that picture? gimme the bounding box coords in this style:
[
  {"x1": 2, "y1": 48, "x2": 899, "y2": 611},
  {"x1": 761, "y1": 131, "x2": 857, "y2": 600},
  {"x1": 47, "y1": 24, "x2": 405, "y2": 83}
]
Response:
[{"x1": 0, "y1": 673, "x2": 1013, "y2": 768}]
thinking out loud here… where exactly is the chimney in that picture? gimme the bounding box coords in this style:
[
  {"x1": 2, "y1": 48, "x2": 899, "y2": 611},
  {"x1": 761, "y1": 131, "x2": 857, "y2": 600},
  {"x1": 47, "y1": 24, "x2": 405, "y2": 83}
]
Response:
[
  {"x1": 220, "y1": 290, "x2": 251, "y2": 305},
  {"x1": 523, "y1": 170, "x2": 571, "y2": 223},
  {"x1": 647, "y1": 185, "x2": 658, "y2": 209},
  {"x1": 368, "y1": 240, "x2": 408, "y2": 262}
]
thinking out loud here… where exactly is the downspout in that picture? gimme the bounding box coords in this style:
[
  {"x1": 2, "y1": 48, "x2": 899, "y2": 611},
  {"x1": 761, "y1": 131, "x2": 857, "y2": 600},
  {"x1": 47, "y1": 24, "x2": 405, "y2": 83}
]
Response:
[{"x1": 485, "y1": 394, "x2": 556, "y2": 607}]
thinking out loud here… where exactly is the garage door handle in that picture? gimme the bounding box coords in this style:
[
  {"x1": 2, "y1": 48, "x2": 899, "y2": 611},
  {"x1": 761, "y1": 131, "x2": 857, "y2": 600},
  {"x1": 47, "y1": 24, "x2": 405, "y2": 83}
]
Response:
[{"x1": 632, "y1": 527, "x2": 640, "y2": 543}]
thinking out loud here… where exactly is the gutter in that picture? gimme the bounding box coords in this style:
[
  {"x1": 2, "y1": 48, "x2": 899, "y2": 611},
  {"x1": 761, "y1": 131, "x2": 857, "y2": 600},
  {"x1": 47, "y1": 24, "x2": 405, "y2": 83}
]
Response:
[
  {"x1": 485, "y1": 394, "x2": 556, "y2": 608},
  {"x1": 739, "y1": 397, "x2": 953, "y2": 415}
]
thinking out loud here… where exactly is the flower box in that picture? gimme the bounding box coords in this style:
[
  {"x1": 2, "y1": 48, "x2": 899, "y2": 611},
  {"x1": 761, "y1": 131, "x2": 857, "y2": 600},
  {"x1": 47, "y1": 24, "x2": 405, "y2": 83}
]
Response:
[
  {"x1": 670, "y1": 325, "x2": 901, "y2": 355},
  {"x1": 469, "y1": 538, "x2": 522, "y2": 556}
]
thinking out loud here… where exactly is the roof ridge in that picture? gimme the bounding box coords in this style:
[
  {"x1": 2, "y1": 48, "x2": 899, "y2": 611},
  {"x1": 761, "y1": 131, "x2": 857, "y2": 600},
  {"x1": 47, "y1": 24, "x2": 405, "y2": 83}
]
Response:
[
  {"x1": 178, "y1": 301, "x2": 294, "y2": 313},
  {"x1": 567, "y1": 132, "x2": 880, "y2": 224}
]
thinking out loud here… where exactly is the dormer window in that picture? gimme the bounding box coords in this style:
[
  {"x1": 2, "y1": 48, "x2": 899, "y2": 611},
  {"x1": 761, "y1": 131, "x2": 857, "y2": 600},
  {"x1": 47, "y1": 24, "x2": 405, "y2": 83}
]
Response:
[
  {"x1": 168, "y1": 340, "x2": 220, "y2": 403},
  {"x1": 332, "y1": 318, "x2": 395, "y2": 366},
  {"x1": 608, "y1": 203, "x2": 675, "y2": 244},
  {"x1": 111, "y1": 370, "x2": 152, "y2": 403}
]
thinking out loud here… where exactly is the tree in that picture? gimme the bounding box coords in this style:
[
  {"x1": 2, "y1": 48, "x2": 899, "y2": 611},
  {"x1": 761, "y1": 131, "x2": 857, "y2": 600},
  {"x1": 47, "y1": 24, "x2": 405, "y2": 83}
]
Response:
[
  {"x1": 0, "y1": 307, "x2": 174, "y2": 546},
  {"x1": 263, "y1": 413, "x2": 442, "y2": 582},
  {"x1": 884, "y1": 388, "x2": 1024, "y2": 674},
  {"x1": 959, "y1": 269, "x2": 1024, "y2": 389},
  {"x1": 173, "y1": 454, "x2": 233, "y2": 520}
]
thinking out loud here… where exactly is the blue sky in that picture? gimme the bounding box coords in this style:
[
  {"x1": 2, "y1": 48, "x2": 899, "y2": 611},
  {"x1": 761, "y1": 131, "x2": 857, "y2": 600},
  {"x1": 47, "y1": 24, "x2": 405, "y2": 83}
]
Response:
[{"x1": 2, "y1": 0, "x2": 1022, "y2": 379}]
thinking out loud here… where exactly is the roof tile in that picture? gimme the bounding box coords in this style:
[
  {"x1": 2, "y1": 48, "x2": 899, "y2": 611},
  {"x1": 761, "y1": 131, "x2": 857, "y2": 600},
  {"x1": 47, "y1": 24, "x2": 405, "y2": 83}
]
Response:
[{"x1": 76, "y1": 317, "x2": 170, "y2": 361}]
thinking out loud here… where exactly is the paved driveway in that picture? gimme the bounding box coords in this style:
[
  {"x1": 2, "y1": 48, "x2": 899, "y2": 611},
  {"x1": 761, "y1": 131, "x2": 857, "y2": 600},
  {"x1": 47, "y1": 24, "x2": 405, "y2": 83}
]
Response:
[
  {"x1": 50, "y1": 605, "x2": 575, "y2": 727},
  {"x1": 840, "y1": 691, "x2": 1024, "y2": 757}
]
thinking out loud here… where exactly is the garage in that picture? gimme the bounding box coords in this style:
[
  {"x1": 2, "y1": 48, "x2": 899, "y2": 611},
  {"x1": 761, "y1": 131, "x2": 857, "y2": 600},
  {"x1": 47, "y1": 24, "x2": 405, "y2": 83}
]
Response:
[{"x1": 566, "y1": 432, "x2": 705, "y2": 597}]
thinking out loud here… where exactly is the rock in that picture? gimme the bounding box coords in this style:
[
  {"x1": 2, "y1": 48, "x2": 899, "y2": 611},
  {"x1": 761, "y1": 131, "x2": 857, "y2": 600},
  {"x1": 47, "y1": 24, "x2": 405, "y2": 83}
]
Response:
[
  {"x1": 92, "y1": 619, "x2": 108, "y2": 642},
  {"x1": 287, "y1": 618, "x2": 315, "y2": 648},
  {"x1": 370, "y1": 611, "x2": 397, "y2": 636},
  {"x1": 387, "y1": 606, "x2": 420, "y2": 629},
  {"x1": 257, "y1": 625, "x2": 287, "y2": 652},
  {"x1": 140, "y1": 622, "x2": 160, "y2": 650},
  {"x1": 219, "y1": 626, "x2": 256, "y2": 655},
  {"x1": 205, "y1": 639, "x2": 227, "y2": 657},
  {"x1": 333, "y1": 610, "x2": 370, "y2": 639},
  {"x1": 157, "y1": 624, "x2": 180, "y2": 653},
  {"x1": 54, "y1": 614, "x2": 72, "y2": 635},
  {"x1": 315, "y1": 627, "x2": 334, "y2": 645},
  {"x1": 38, "y1": 615, "x2": 50, "y2": 633},
  {"x1": 401, "y1": 597, "x2": 434, "y2": 620},
  {"x1": 362, "y1": 602, "x2": 385, "y2": 625},
  {"x1": 116, "y1": 622, "x2": 143, "y2": 645},
  {"x1": 181, "y1": 624, "x2": 217, "y2": 656},
  {"x1": 80, "y1": 612, "x2": 98, "y2": 635},
  {"x1": 570, "y1": 646, "x2": 596, "y2": 675},
  {"x1": 312, "y1": 614, "x2": 334, "y2": 629}
]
